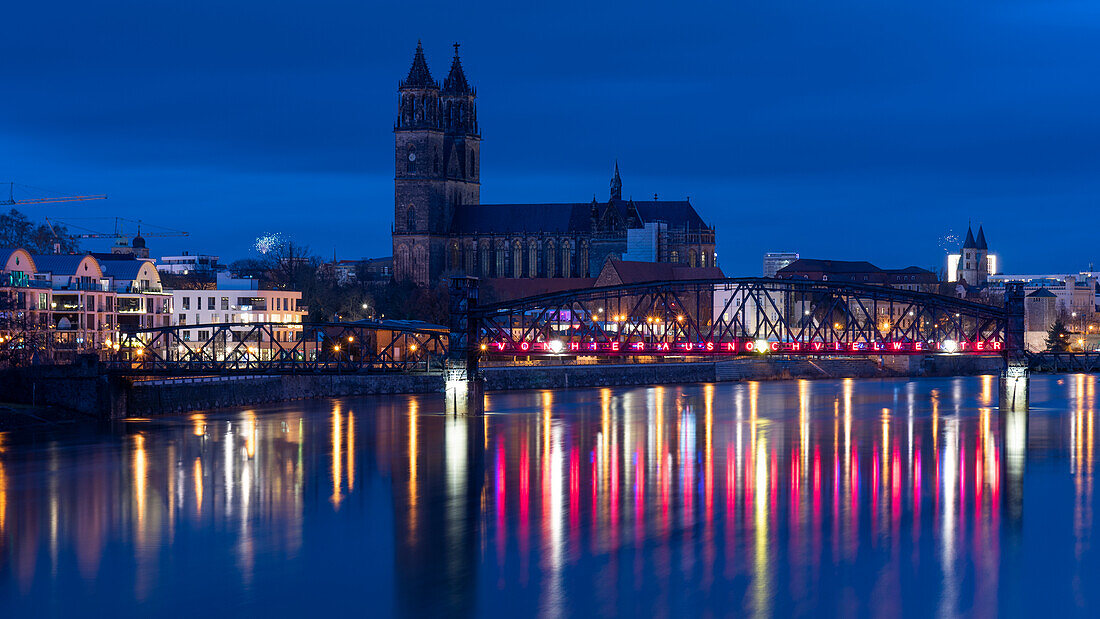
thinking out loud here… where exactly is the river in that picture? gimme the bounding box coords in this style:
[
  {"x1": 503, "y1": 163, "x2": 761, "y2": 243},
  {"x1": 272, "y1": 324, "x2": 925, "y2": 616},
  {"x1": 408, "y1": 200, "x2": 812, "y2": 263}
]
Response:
[{"x1": 0, "y1": 375, "x2": 1097, "y2": 616}]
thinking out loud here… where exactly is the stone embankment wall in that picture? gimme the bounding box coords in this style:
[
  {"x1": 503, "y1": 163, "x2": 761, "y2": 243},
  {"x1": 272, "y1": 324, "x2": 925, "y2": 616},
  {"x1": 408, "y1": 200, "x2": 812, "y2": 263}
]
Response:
[
  {"x1": 0, "y1": 355, "x2": 1007, "y2": 419},
  {"x1": 125, "y1": 373, "x2": 442, "y2": 417}
]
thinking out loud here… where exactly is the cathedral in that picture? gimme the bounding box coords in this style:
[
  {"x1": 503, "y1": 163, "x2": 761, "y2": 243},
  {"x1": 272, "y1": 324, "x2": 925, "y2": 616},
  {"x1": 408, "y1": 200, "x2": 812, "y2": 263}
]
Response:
[{"x1": 392, "y1": 42, "x2": 717, "y2": 287}]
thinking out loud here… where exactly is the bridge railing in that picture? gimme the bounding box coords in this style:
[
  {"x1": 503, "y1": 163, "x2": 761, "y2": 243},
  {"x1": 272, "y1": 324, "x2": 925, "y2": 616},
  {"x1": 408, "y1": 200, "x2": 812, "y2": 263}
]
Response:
[
  {"x1": 105, "y1": 321, "x2": 450, "y2": 375},
  {"x1": 471, "y1": 278, "x2": 1009, "y2": 358}
]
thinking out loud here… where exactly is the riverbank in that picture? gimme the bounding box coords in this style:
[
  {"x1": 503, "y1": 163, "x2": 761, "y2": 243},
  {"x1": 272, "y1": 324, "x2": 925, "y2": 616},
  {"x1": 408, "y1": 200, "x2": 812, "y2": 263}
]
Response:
[{"x1": 0, "y1": 354, "x2": 1009, "y2": 421}]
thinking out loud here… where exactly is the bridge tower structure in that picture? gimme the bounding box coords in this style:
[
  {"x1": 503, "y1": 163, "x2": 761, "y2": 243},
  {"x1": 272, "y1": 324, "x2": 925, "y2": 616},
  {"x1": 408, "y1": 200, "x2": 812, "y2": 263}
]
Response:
[
  {"x1": 1000, "y1": 282, "x2": 1028, "y2": 412},
  {"x1": 447, "y1": 275, "x2": 482, "y2": 413}
]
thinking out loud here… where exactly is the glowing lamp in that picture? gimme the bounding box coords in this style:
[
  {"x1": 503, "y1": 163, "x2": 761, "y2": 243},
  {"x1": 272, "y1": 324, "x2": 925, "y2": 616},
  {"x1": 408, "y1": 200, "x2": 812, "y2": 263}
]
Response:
[
  {"x1": 942, "y1": 339, "x2": 958, "y2": 353},
  {"x1": 480, "y1": 343, "x2": 487, "y2": 351},
  {"x1": 755, "y1": 339, "x2": 769, "y2": 354},
  {"x1": 410, "y1": 344, "x2": 417, "y2": 352},
  {"x1": 548, "y1": 340, "x2": 564, "y2": 354}
]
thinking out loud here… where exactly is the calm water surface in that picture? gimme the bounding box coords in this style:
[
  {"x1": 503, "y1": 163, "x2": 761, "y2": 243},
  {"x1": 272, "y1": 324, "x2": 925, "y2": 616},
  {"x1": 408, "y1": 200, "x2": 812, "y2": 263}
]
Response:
[{"x1": 0, "y1": 375, "x2": 1098, "y2": 616}]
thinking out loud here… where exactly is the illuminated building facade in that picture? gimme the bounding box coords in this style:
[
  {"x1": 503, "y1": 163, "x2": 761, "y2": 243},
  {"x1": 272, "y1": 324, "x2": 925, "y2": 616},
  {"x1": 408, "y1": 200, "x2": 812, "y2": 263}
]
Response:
[{"x1": 391, "y1": 43, "x2": 717, "y2": 286}]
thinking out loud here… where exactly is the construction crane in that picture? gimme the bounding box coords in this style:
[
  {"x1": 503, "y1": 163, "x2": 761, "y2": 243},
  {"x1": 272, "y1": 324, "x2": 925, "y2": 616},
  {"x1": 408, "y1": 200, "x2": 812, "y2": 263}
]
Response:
[
  {"x1": 3, "y1": 182, "x2": 107, "y2": 206},
  {"x1": 71, "y1": 217, "x2": 189, "y2": 241}
]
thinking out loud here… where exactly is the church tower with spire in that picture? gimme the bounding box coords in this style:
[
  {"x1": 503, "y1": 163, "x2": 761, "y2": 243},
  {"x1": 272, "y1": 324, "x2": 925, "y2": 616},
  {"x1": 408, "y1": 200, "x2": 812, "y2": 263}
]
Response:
[
  {"x1": 393, "y1": 42, "x2": 480, "y2": 286},
  {"x1": 957, "y1": 223, "x2": 990, "y2": 286}
]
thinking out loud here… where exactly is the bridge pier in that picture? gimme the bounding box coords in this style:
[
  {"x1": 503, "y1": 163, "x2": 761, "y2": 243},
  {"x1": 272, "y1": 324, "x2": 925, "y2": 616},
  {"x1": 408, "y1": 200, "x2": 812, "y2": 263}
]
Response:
[
  {"x1": 447, "y1": 276, "x2": 484, "y2": 415},
  {"x1": 1000, "y1": 282, "x2": 1029, "y2": 413}
]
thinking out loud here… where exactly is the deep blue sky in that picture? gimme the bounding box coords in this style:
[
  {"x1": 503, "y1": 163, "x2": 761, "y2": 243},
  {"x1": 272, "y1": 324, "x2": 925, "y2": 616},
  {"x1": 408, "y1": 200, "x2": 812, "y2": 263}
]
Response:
[{"x1": 2, "y1": 0, "x2": 1098, "y2": 275}]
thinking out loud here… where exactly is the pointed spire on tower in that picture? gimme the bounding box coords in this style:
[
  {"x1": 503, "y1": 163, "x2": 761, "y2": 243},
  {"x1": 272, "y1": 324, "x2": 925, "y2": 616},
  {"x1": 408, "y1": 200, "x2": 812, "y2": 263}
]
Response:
[
  {"x1": 610, "y1": 161, "x2": 622, "y2": 200},
  {"x1": 443, "y1": 42, "x2": 470, "y2": 93},
  {"x1": 401, "y1": 40, "x2": 436, "y2": 88},
  {"x1": 975, "y1": 225, "x2": 988, "y2": 250},
  {"x1": 962, "y1": 224, "x2": 977, "y2": 249}
]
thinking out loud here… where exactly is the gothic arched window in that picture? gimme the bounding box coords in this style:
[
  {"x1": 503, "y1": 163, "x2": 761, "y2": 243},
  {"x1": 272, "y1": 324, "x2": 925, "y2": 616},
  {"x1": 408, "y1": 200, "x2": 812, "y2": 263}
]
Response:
[
  {"x1": 512, "y1": 240, "x2": 523, "y2": 278},
  {"x1": 545, "y1": 240, "x2": 556, "y2": 278},
  {"x1": 449, "y1": 242, "x2": 460, "y2": 270},
  {"x1": 406, "y1": 206, "x2": 416, "y2": 232},
  {"x1": 527, "y1": 240, "x2": 538, "y2": 278}
]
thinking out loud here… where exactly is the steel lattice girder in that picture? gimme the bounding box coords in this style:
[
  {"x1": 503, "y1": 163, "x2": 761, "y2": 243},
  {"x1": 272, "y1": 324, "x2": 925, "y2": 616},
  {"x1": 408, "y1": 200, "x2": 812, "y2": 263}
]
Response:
[
  {"x1": 471, "y1": 278, "x2": 1009, "y2": 356},
  {"x1": 106, "y1": 321, "x2": 449, "y2": 375}
]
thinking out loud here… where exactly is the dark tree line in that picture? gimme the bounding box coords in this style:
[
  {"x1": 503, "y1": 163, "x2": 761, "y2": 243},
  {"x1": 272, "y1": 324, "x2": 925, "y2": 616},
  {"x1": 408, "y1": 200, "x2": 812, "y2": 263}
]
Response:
[
  {"x1": 0, "y1": 208, "x2": 80, "y2": 254},
  {"x1": 227, "y1": 240, "x2": 449, "y2": 325}
]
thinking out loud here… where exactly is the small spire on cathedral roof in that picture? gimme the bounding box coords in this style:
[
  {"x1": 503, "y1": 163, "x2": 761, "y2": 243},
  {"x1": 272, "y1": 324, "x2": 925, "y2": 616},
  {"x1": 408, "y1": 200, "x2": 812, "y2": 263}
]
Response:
[
  {"x1": 443, "y1": 42, "x2": 471, "y2": 94},
  {"x1": 975, "y1": 225, "x2": 988, "y2": 250},
  {"x1": 401, "y1": 40, "x2": 436, "y2": 88},
  {"x1": 610, "y1": 161, "x2": 622, "y2": 200}
]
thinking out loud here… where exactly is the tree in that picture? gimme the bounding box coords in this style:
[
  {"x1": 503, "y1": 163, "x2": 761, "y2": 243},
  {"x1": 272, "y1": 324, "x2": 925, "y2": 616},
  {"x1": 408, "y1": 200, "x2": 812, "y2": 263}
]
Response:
[
  {"x1": 1047, "y1": 318, "x2": 1072, "y2": 352},
  {"x1": 0, "y1": 208, "x2": 80, "y2": 253}
]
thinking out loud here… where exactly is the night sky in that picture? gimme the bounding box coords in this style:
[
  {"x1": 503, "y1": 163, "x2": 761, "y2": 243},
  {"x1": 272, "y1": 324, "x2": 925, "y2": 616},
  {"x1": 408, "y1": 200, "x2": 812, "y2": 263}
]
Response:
[{"x1": 2, "y1": 1, "x2": 1098, "y2": 276}]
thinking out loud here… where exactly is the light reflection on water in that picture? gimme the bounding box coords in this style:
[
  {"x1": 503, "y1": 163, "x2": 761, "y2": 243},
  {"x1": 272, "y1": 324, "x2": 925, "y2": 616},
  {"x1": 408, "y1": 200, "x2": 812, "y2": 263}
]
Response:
[{"x1": 0, "y1": 375, "x2": 1098, "y2": 616}]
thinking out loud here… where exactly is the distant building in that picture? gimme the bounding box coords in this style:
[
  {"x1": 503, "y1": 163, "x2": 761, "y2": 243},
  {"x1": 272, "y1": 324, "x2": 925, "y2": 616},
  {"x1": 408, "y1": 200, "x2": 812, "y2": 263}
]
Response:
[
  {"x1": 390, "y1": 43, "x2": 717, "y2": 286},
  {"x1": 159, "y1": 252, "x2": 222, "y2": 275},
  {"x1": 167, "y1": 272, "x2": 305, "y2": 345},
  {"x1": 107, "y1": 235, "x2": 150, "y2": 260},
  {"x1": 947, "y1": 224, "x2": 997, "y2": 287},
  {"x1": 1024, "y1": 288, "x2": 1058, "y2": 351},
  {"x1": 331, "y1": 257, "x2": 393, "y2": 285},
  {"x1": 989, "y1": 273, "x2": 1099, "y2": 317},
  {"x1": 776, "y1": 258, "x2": 938, "y2": 292},
  {"x1": 763, "y1": 252, "x2": 799, "y2": 277}
]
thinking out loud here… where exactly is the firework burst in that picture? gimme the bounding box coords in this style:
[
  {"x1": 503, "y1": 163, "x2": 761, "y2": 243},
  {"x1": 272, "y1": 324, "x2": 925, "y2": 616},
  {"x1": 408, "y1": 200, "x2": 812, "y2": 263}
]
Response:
[
  {"x1": 254, "y1": 232, "x2": 284, "y2": 255},
  {"x1": 937, "y1": 230, "x2": 961, "y2": 254}
]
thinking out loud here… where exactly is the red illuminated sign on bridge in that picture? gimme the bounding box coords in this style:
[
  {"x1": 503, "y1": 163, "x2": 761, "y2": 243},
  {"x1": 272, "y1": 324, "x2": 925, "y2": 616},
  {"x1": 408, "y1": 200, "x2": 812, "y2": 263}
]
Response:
[{"x1": 487, "y1": 339, "x2": 1003, "y2": 356}]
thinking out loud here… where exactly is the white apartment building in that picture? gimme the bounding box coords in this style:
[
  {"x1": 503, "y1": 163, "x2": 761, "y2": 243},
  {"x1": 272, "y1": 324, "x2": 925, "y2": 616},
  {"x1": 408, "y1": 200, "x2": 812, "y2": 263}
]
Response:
[
  {"x1": 158, "y1": 252, "x2": 221, "y2": 274},
  {"x1": 169, "y1": 274, "x2": 305, "y2": 344}
]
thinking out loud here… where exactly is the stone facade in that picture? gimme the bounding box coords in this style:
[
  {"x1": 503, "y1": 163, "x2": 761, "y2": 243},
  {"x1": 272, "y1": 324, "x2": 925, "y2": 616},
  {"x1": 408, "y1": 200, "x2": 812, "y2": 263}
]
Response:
[{"x1": 392, "y1": 43, "x2": 716, "y2": 287}]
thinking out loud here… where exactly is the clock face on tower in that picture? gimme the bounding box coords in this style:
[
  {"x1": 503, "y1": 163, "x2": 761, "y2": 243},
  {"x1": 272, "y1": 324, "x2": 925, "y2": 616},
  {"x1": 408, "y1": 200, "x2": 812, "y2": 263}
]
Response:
[{"x1": 408, "y1": 152, "x2": 416, "y2": 162}]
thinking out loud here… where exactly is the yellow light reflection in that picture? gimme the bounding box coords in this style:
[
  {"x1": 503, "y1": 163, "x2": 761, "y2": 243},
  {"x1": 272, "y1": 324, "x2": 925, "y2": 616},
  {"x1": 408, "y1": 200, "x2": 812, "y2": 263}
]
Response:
[
  {"x1": 193, "y1": 457, "x2": 203, "y2": 515},
  {"x1": 191, "y1": 413, "x2": 206, "y2": 437},
  {"x1": 331, "y1": 404, "x2": 343, "y2": 509},
  {"x1": 753, "y1": 436, "x2": 770, "y2": 616},
  {"x1": 133, "y1": 434, "x2": 147, "y2": 534},
  {"x1": 244, "y1": 411, "x2": 257, "y2": 459}
]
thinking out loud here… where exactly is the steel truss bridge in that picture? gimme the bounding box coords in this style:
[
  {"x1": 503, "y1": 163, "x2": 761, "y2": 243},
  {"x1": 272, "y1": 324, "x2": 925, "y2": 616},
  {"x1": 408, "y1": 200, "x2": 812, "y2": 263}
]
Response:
[
  {"x1": 106, "y1": 321, "x2": 448, "y2": 375},
  {"x1": 1028, "y1": 352, "x2": 1100, "y2": 373},
  {"x1": 11, "y1": 278, "x2": 1027, "y2": 376},
  {"x1": 471, "y1": 278, "x2": 1011, "y2": 360}
]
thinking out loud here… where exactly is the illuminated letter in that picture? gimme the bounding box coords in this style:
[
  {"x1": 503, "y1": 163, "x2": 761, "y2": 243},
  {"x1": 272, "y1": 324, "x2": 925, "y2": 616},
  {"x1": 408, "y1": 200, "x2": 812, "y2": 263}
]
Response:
[
  {"x1": 706, "y1": 342, "x2": 714, "y2": 352},
  {"x1": 914, "y1": 341, "x2": 923, "y2": 351},
  {"x1": 611, "y1": 342, "x2": 620, "y2": 352},
  {"x1": 520, "y1": 342, "x2": 530, "y2": 351},
  {"x1": 569, "y1": 342, "x2": 579, "y2": 351}
]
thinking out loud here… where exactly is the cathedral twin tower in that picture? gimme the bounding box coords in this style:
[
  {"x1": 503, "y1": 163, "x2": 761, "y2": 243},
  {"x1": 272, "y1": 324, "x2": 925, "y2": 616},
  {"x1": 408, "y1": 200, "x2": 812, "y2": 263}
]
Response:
[{"x1": 392, "y1": 41, "x2": 481, "y2": 286}]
